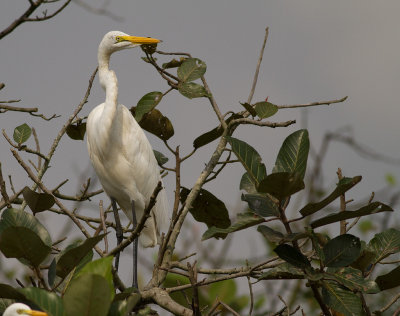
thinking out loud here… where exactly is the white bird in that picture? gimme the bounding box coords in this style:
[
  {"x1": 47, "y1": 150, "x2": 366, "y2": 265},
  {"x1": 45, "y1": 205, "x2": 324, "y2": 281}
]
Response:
[
  {"x1": 86, "y1": 31, "x2": 168, "y2": 287},
  {"x1": 3, "y1": 303, "x2": 48, "y2": 316}
]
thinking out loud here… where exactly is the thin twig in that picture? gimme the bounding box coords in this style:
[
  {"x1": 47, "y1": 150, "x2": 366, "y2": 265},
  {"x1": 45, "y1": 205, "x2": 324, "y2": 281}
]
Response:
[
  {"x1": 277, "y1": 96, "x2": 348, "y2": 109},
  {"x1": 247, "y1": 27, "x2": 269, "y2": 104}
]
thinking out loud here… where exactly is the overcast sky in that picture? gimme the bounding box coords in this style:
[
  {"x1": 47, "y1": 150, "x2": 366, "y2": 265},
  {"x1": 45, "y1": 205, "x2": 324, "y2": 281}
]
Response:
[{"x1": 1, "y1": 0, "x2": 400, "y2": 290}]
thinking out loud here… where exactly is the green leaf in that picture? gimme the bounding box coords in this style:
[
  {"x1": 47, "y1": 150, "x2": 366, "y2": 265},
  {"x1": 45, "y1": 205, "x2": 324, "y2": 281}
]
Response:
[
  {"x1": 274, "y1": 244, "x2": 311, "y2": 269},
  {"x1": 299, "y1": 176, "x2": 362, "y2": 216},
  {"x1": 19, "y1": 287, "x2": 65, "y2": 316},
  {"x1": 134, "y1": 91, "x2": 163, "y2": 122},
  {"x1": 0, "y1": 300, "x2": 15, "y2": 313},
  {"x1": 239, "y1": 102, "x2": 257, "y2": 117},
  {"x1": 254, "y1": 102, "x2": 278, "y2": 119},
  {"x1": 108, "y1": 293, "x2": 141, "y2": 316},
  {"x1": 351, "y1": 243, "x2": 376, "y2": 273},
  {"x1": 0, "y1": 208, "x2": 51, "y2": 247},
  {"x1": 225, "y1": 136, "x2": 267, "y2": 187},
  {"x1": 66, "y1": 123, "x2": 86, "y2": 141},
  {"x1": 241, "y1": 194, "x2": 279, "y2": 217},
  {"x1": 178, "y1": 82, "x2": 209, "y2": 99},
  {"x1": 323, "y1": 234, "x2": 361, "y2": 267},
  {"x1": 153, "y1": 150, "x2": 168, "y2": 166},
  {"x1": 208, "y1": 279, "x2": 237, "y2": 305},
  {"x1": 376, "y1": 265, "x2": 400, "y2": 291},
  {"x1": 162, "y1": 58, "x2": 185, "y2": 69},
  {"x1": 240, "y1": 172, "x2": 257, "y2": 194},
  {"x1": 0, "y1": 284, "x2": 26, "y2": 300},
  {"x1": 202, "y1": 212, "x2": 264, "y2": 241},
  {"x1": 63, "y1": 274, "x2": 111, "y2": 316},
  {"x1": 75, "y1": 256, "x2": 114, "y2": 299},
  {"x1": 192, "y1": 113, "x2": 243, "y2": 149},
  {"x1": 327, "y1": 267, "x2": 380, "y2": 294},
  {"x1": 177, "y1": 58, "x2": 206, "y2": 82},
  {"x1": 13, "y1": 123, "x2": 31, "y2": 144},
  {"x1": 322, "y1": 281, "x2": 363, "y2": 316},
  {"x1": 131, "y1": 108, "x2": 174, "y2": 141},
  {"x1": 272, "y1": 129, "x2": 309, "y2": 180},
  {"x1": 311, "y1": 202, "x2": 392, "y2": 229},
  {"x1": 48, "y1": 258, "x2": 57, "y2": 287},
  {"x1": 56, "y1": 234, "x2": 106, "y2": 279},
  {"x1": 0, "y1": 227, "x2": 51, "y2": 266},
  {"x1": 258, "y1": 172, "x2": 305, "y2": 200},
  {"x1": 180, "y1": 188, "x2": 231, "y2": 229},
  {"x1": 22, "y1": 187, "x2": 55, "y2": 214},
  {"x1": 257, "y1": 225, "x2": 284, "y2": 243},
  {"x1": 368, "y1": 228, "x2": 400, "y2": 264},
  {"x1": 258, "y1": 263, "x2": 304, "y2": 280}
]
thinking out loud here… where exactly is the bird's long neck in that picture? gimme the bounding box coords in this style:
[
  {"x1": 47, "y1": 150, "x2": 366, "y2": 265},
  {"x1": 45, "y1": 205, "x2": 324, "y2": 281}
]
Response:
[{"x1": 98, "y1": 49, "x2": 118, "y2": 116}]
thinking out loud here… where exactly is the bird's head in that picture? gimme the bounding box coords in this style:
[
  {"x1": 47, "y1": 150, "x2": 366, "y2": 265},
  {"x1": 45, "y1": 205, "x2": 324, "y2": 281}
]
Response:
[
  {"x1": 99, "y1": 31, "x2": 161, "y2": 55},
  {"x1": 3, "y1": 303, "x2": 48, "y2": 316}
]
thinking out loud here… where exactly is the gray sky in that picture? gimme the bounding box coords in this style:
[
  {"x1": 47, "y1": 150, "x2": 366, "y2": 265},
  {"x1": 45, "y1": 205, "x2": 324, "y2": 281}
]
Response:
[{"x1": 1, "y1": 0, "x2": 400, "y2": 297}]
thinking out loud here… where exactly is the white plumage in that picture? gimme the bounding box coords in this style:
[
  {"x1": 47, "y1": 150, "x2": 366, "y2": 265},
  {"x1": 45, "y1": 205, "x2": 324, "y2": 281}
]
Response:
[
  {"x1": 3, "y1": 303, "x2": 47, "y2": 316},
  {"x1": 87, "y1": 31, "x2": 168, "y2": 247}
]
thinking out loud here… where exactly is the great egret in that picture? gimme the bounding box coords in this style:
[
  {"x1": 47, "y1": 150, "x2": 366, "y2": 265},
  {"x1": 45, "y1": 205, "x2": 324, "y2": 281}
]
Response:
[
  {"x1": 3, "y1": 303, "x2": 48, "y2": 316},
  {"x1": 86, "y1": 31, "x2": 168, "y2": 288}
]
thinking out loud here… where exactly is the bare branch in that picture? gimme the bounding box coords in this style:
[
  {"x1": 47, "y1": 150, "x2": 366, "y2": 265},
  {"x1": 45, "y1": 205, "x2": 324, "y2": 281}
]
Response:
[
  {"x1": 229, "y1": 117, "x2": 296, "y2": 129},
  {"x1": 277, "y1": 96, "x2": 348, "y2": 109},
  {"x1": 247, "y1": 27, "x2": 269, "y2": 104}
]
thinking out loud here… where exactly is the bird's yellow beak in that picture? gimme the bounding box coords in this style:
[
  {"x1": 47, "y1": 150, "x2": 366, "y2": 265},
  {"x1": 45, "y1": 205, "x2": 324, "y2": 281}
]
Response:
[
  {"x1": 118, "y1": 35, "x2": 161, "y2": 44},
  {"x1": 23, "y1": 309, "x2": 48, "y2": 316}
]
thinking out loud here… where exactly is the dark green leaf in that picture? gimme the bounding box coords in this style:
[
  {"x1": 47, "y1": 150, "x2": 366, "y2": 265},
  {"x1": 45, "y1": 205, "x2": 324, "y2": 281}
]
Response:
[
  {"x1": 272, "y1": 129, "x2": 309, "y2": 180},
  {"x1": 162, "y1": 58, "x2": 185, "y2": 69},
  {"x1": 241, "y1": 194, "x2": 279, "y2": 217},
  {"x1": 177, "y1": 58, "x2": 206, "y2": 82},
  {"x1": 311, "y1": 202, "x2": 393, "y2": 229},
  {"x1": 351, "y1": 243, "x2": 376, "y2": 273},
  {"x1": 75, "y1": 256, "x2": 114, "y2": 299},
  {"x1": 22, "y1": 187, "x2": 55, "y2": 214},
  {"x1": 108, "y1": 293, "x2": 141, "y2": 316},
  {"x1": 63, "y1": 274, "x2": 111, "y2": 316},
  {"x1": 274, "y1": 244, "x2": 311, "y2": 269},
  {"x1": 257, "y1": 225, "x2": 284, "y2": 243},
  {"x1": 310, "y1": 231, "x2": 325, "y2": 262},
  {"x1": 131, "y1": 108, "x2": 174, "y2": 141},
  {"x1": 19, "y1": 287, "x2": 65, "y2": 316},
  {"x1": 322, "y1": 281, "x2": 362, "y2": 316},
  {"x1": 226, "y1": 136, "x2": 267, "y2": 186},
  {"x1": 368, "y1": 228, "x2": 400, "y2": 264},
  {"x1": 180, "y1": 188, "x2": 231, "y2": 229},
  {"x1": 66, "y1": 123, "x2": 86, "y2": 141},
  {"x1": 153, "y1": 150, "x2": 168, "y2": 166},
  {"x1": 239, "y1": 172, "x2": 257, "y2": 194},
  {"x1": 258, "y1": 172, "x2": 305, "y2": 200},
  {"x1": 0, "y1": 284, "x2": 26, "y2": 300},
  {"x1": 326, "y1": 267, "x2": 380, "y2": 294},
  {"x1": 376, "y1": 265, "x2": 400, "y2": 291},
  {"x1": 0, "y1": 227, "x2": 51, "y2": 266},
  {"x1": 0, "y1": 208, "x2": 51, "y2": 247},
  {"x1": 192, "y1": 113, "x2": 243, "y2": 149},
  {"x1": 48, "y1": 258, "x2": 57, "y2": 287},
  {"x1": 240, "y1": 102, "x2": 257, "y2": 117},
  {"x1": 178, "y1": 82, "x2": 209, "y2": 99},
  {"x1": 258, "y1": 263, "x2": 304, "y2": 280},
  {"x1": 299, "y1": 176, "x2": 362, "y2": 216},
  {"x1": 56, "y1": 234, "x2": 106, "y2": 279},
  {"x1": 0, "y1": 300, "x2": 15, "y2": 314},
  {"x1": 13, "y1": 123, "x2": 31, "y2": 144},
  {"x1": 134, "y1": 91, "x2": 163, "y2": 122},
  {"x1": 323, "y1": 234, "x2": 361, "y2": 267},
  {"x1": 202, "y1": 212, "x2": 264, "y2": 241},
  {"x1": 254, "y1": 102, "x2": 278, "y2": 119}
]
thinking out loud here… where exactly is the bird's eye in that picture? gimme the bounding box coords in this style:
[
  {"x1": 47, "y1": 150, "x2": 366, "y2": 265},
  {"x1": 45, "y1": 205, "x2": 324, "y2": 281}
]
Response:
[{"x1": 115, "y1": 36, "x2": 123, "y2": 43}]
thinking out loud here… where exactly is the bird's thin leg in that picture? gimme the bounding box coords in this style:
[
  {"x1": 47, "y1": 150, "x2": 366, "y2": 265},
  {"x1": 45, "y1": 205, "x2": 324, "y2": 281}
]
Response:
[
  {"x1": 131, "y1": 200, "x2": 138, "y2": 289},
  {"x1": 111, "y1": 198, "x2": 123, "y2": 271}
]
